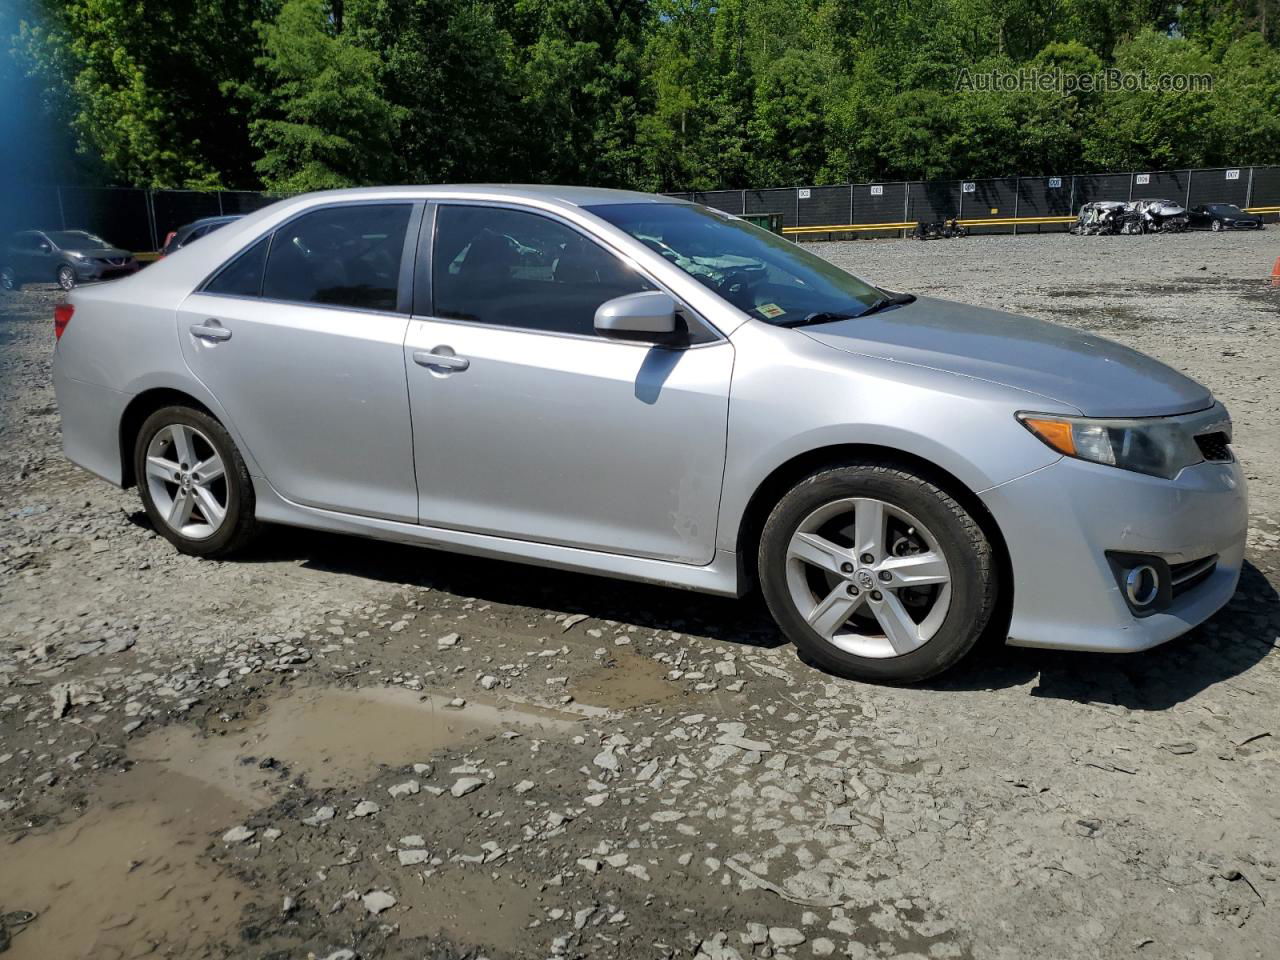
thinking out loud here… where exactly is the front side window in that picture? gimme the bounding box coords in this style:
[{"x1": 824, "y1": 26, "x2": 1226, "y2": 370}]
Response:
[
  {"x1": 262, "y1": 203, "x2": 412, "y2": 311},
  {"x1": 589, "y1": 202, "x2": 885, "y2": 326},
  {"x1": 432, "y1": 205, "x2": 653, "y2": 336}
]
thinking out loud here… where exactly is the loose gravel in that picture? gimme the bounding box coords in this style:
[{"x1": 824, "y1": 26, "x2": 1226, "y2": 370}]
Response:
[{"x1": 1, "y1": 230, "x2": 1278, "y2": 960}]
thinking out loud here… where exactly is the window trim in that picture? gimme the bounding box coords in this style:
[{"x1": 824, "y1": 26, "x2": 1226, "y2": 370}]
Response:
[
  {"x1": 198, "y1": 199, "x2": 425, "y2": 316},
  {"x1": 415, "y1": 199, "x2": 724, "y2": 347}
]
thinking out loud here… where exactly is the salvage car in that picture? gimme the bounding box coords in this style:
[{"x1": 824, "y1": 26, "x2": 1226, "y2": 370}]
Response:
[
  {"x1": 1188, "y1": 203, "x2": 1264, "y2": 231},
  {"x1": 1, "y1": 229, "x2": 140, "y2": 291},
  {"x1": 161, "y1": 215, "x2": 243, "y2": 257},
  {"x1": 1130, "y1": 199, "x2": 1190, "y2": 233},
  {"x1": 51, "y1": 186, "x2": 1247, "y2": 683}
]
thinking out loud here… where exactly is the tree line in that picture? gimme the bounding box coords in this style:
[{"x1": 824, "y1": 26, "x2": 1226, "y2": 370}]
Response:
[{"x1": 3, "y1": 0, "x2": 1279, "y2": 194}]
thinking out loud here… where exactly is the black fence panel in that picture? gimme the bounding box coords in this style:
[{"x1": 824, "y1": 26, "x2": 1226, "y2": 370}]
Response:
[
  {"x1": 152, "y1": 190, "x2": 223, "y2": 243},
  {"x1": 0, "y1": 185, "x2": 64, "y2": 239},
  {"x1": 745, "y1": 188, "x2": 796, "y2": 228},
  {"x1": 960, "y1": 178, "x2": 1018, "y2": 234},
  {"x1": 906, "y1": 180, "x2": 961, "y2": 224},
  {"x1": 57, "y1": 187, "x2": 153, "y2": 252},
  {"x1": 693, "y1": 190, "x2": 744, "y2": 214},
  {"x1": 220, "y1": 190, "x2": 285, "y2": 216},
  {"x1": 1074, "y1": 173, "x2": 1132, "y2": 206},
  {"x1": 797, "y1": 185, "x2": 851, "y2": 228},
  {"x1": 852, "y1": 182, "x2": 907, "y2": 236},
  {"x1": 1014, "y1": 176, "x2": 1073, "y2": 232},
  {"x1": 1250, "y1": 166, "x2": 1280, "y2": 207},
  {"x1": 1186, "y1": 169, "x2": 1248, "y2": 208},
  {"x1": 1132, "y1": 170, "x2": 1190, "y2": 205}
]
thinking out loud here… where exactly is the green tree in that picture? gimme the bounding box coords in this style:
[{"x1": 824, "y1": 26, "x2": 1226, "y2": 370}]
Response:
[{"x1": 247, "y1": 0, "x2": 404, "y2": 191}]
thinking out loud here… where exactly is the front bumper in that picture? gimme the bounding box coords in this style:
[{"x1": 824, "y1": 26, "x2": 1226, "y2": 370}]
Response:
[
  {"x1": 982, "y1": 454, "x2": 1247, "y2": 652},
  {"x1": 73, "y1": 260, "x2": 140, "y2": 282}
]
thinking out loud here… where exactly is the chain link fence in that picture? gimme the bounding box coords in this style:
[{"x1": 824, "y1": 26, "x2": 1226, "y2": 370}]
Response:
[{"x1": 2, "y1": 166, "x2": 1277, "y2": 252}]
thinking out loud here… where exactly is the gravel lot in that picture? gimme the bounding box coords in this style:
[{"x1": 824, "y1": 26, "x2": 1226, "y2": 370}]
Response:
[{"x1": 1, "y1": 230, "x2": 1278, "y2": 960}]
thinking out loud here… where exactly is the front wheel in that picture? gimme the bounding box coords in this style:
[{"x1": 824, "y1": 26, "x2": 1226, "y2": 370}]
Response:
[
  {"x1": 758, "y1": 463, "x2": 998, "y2": 683},
  {"x1": 134, "y1": 406, "x2": 259, "y2": 557},
  {"x1": 57, "y1": 264, "x2": 77, "y2": 290},
  {"x1": 0, "y1": 265, "x2": 17, "y2": 292},
  {"x1": 1211, "y1": 220, "x2": 1222, "y2": 232}
]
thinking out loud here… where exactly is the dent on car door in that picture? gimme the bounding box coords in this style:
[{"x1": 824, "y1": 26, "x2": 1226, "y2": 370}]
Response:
[
  {"x1": 177, "y1": 201, "x2": 424, "y2": 521},
  {"x1": 403, "y1": 203, "x2": 734, "y2": 565}
]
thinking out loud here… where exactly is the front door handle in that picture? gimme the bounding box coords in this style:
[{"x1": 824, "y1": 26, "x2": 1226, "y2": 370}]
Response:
[
  {"x1": 413, "y1": 348, "x2": 469, "y2": 372},
  {"x1": 190, "y1": 320, "x2": 232, "y2": 342}
]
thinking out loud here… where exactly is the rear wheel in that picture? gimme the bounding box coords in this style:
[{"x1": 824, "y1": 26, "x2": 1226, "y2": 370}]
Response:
[
  {"x1": 758, "y1": 462, "x2": 998, "y2": 683},
  {"x1": 1211, "y1": 219, "x2": 1223, "y2": 232},
  {"x1": 134, "y1": 406, "x2": 258, "y2": 557},
  {"x1": 57, "y1": 264, "x2": 76, "y2": 290}
]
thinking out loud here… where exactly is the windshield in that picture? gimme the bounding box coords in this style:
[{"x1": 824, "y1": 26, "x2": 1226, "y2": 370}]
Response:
[
  {"x1": 588, "y1": 202, "x2": 884, "y2": 324},
  {"x1": 46, "y1": 231, "x2": 112, "y2": 249}
]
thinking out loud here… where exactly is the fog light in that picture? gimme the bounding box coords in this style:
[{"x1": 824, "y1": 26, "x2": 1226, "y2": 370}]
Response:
[{"x1": 1124, "y1": 564, "x2": 1160, "y2": 607}]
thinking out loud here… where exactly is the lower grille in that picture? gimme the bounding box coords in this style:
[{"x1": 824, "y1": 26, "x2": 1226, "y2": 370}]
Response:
[
  {"x1": 1170, "y1": 555, "x2": 1217, "y2": 597},
  {"x1": 1195, "y1": 432, "x2": 1232, "y2": 462}
]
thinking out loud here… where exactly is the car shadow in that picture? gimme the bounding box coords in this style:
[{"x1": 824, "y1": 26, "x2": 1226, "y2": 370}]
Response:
[
  {"x1": 927, "y1": 559, "x2": 1278, "y2": 709},
  {"x1": 128, "y1": 511, "x2": 1276, "y2": 698}
]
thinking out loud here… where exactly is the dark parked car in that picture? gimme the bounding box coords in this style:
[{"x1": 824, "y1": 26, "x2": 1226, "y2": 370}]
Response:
[
  {"x1": 1, "y1": 229, "x2": 140, "y2": 291},
  {"x1": 1188, "y1": 203, "x2": 1264, "y2": 231},
  {"x1": 161, "y1": 215, "x2": 243, "y2": 257}
]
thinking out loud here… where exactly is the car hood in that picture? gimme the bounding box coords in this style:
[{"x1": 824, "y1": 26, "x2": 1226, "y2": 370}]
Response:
[{"x1": 800, "y1": 296, "x2": 1212, "y2": 417}]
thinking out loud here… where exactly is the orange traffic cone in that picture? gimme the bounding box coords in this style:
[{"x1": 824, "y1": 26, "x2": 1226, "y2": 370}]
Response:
[{"x1": 1273, "y1": 256, "x2": 1280, "y2": 286}]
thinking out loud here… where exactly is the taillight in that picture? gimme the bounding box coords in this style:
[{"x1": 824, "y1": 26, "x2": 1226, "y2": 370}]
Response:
[{"x1": 54, "y1": 303, "x2": 74, "y2": 340}]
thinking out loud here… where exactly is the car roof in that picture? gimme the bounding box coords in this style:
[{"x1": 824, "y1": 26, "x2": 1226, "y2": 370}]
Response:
[{"x1": 279, "y1": 184, "x2": 684, "y2": 209}]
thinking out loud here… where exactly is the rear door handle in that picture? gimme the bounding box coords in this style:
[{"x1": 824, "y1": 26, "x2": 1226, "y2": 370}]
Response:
[
  {"x1": 190, "y1": 320, "x2": 232, "y2": 342},
  {"x1": 413, "y1": 349, "x2": 469, "y2": 372}
]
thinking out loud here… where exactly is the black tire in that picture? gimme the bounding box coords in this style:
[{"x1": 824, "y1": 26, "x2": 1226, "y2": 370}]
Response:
[
  {"x1": 134, "y1": 405, "x2": 259, "y2": 557},
  {"x1": 0, "y1": 265, "x2": 17, "y2": 292},
  {"x1": 57, "y1": 264, "x2": 77, "y2": 290},
  {"x1": 1211, "y1": 220, "x2": 1222, "y2": 232},
  {"x1": 758, "y1": 461, "x2": 998, "y2": 684}
]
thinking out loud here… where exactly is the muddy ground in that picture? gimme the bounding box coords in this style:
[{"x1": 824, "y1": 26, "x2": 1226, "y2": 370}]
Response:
[{"x1": 1, "y1": 229, "x2": 1278, "y2": 960}]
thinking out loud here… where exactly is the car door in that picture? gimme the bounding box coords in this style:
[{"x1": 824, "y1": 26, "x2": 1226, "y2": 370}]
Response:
[
  {"x1": 13, "y1": 232, "x2": 46, "y2": 282},
  {"x1": 177, "y1": 200, "x2": 423, "y2": 522},
  {"x1": 404, "y1": 202, "x2": 734, "y2": 565}
]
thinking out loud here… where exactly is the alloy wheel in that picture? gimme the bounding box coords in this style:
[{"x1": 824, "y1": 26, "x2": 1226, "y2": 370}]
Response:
[
  {"x1": 784, "y1": 497, "x2": 952, "y2": 659},
  {"x1": 144, "y1": 423, "x2": 228, "y2": 540},
  {"x1": 57, "y1": 265, "x2": 76, "y2": 290},
  {"x1": 0, "y1": 267, "x2": 14, "y2": 291}
]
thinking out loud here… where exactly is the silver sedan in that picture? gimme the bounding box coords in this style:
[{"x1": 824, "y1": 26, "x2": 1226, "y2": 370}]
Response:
[{"x1": 51, "y1": 186, "x2": 1248, "y2": 682}]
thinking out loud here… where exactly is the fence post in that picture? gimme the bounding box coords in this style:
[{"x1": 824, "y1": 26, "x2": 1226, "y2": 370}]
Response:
[
  {"x1": 848, "y1": 183, "x2": 854, "y2": 229},
  {"x1": 145, "y1": 190, "x2": 159, "y2": 252},
  {"x1": 1013, "y1": 178, "x2": 1020, "y2": 236},
  {"x1": 957, "y1": 182, "x2": 964, "y2": 223},
  {"x1": 1184, "y1": 170, "x2": 1192, "y2": 208},
  {"x1": 902, "y1": 182, "x2": 911, "y2": 239},
  {"x1": 740, "y1": 189, "x2": 746, "y2": 216},
  {"x1": 1069, "y1": 176, "x2": 1076, "y2": 217},
  {"x1": 1246, "y1": 167, "x2": 1255, "y2": 209},
  {"x1": 56, "y1": 186, "x2": 66, "y2": 230}
]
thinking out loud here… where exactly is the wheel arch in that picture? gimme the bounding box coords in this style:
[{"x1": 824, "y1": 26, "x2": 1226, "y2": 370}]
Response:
[
  {"x1": 733, "y1": 443, "x2": 1012, "y2": 631},
  {"x1": 118, "y1": 388, "x2": 217, "y2": 488}
]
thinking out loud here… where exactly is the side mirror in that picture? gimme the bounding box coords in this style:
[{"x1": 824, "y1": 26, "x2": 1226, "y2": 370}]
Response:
[
  {"x1": 38, "y1": 243, "x2": 51, "y2": 253},
  {"x1": 594, "y1": 291, "x2": 681, "y2": 343}
]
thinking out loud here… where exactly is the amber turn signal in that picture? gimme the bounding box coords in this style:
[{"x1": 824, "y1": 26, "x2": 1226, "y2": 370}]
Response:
[{"x1": 1019, "y1": 416, "x2": 1076, "y2": 456}]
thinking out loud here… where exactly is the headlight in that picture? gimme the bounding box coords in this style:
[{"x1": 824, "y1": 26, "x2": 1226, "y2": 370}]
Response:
[
  {"x1": 1018, "y1": 413, "x2": 1208, "y2": 479},
  {"x1": 68, "y1": 251, "x2": 88, "y2": 261}
]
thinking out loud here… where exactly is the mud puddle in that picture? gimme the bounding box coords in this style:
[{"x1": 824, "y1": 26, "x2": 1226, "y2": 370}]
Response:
[
  {"x1": 0, "y1": 764, "x2": 249, "y2": 959},
  {"x1": 140, "y1": 685, "x2": 583, "y2": 794},
  {"x1": 396, "y1": 867, "x2": 545, "y2": 952},
  {"x1": 570, "y1": 648, "x2": 685, "y2": 709}
]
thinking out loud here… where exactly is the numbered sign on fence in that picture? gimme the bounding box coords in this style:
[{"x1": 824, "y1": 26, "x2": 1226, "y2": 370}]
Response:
[
  {"x1": 797, "y1": 188, "x2": 811, "y2": 199},
  {"x1": 1226, "y1": 169, "x2": 1240, "y2": 180},
  {"x1": 1048, "y1": 177, "x2": 1062, "y2": 189},
  {"x1": 1135, "y1": 174, "x2": 1150, "y2": 185},
  {"x1": 869, "y1": 185, "x2": 883, "y2": 196},
  {"x1": 962, "y1": 182, "x2": 976, "y2": 193}
]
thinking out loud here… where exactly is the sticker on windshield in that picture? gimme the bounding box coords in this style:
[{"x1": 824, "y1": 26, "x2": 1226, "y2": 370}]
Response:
[{"x1": 755, "y1": 303, "x2": 785, "y2": 319}]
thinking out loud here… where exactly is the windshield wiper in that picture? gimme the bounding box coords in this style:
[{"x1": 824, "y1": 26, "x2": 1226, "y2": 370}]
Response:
[
  {"x1": 857, "y1": 293, "x2": 916, "y2": 317},
  {"x1": 776, "y1": 311, "x2": 860, "y2": 328}
]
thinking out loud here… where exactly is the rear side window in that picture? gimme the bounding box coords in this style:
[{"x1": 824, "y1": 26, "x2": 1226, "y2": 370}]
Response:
[
  {"x1": 432, "y1": 205, "x2": 652, "y2": 336},
  {"x1": 204, "y1": 236, "x2": 270, "y2": 297},
  {"x1": 262, "y1": 203, "x2": 412, "y2": 311}
]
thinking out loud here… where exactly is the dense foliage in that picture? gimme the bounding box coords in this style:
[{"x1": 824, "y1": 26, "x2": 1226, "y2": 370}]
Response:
[{"x1": 4, "y1": 0, "x2": 1280, "y2": 190}]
